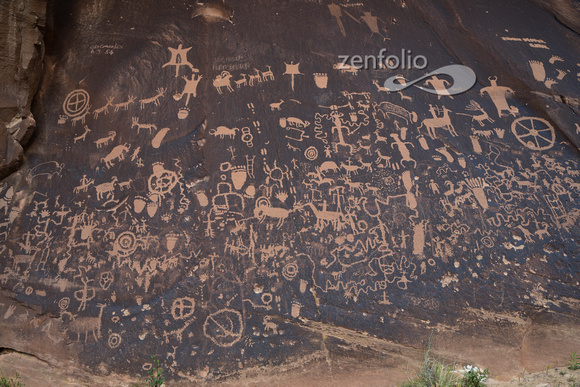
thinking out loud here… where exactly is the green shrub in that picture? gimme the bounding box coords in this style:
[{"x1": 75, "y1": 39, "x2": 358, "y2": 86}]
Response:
[
  {"x1": 145, "y1": 356, "x2": 165, "y2": 387},
  {"x1": 401, "y1": 341, "x2": 490, "y2": 387},
  {"x1": 0, "y1": 370, "x2": 23, "y2": 387},
  {"x1": 570, "y1": 352, "x2": 580, "y2": 371},
  {"x1": 458, "y1": 365, "x2": 490, "y2": 387},
  {"x1": 401, "y1": 346, "x2": 462, "y2": 387}
]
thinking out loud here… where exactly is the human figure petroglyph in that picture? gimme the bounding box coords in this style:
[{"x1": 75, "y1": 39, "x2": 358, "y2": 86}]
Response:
[
  {"x1": 73, "y1": 175, "x2": 94, "y2": 194},
  {"x1": 72, "y1": 274, "x2": 96, "y2": 313},
  {"x1": 424, "y1": 75, "x2": 453, "y2": 99},
  {"x1": 357, "y1": 11, "x2": 388, "y2": 40},
  {"x1": 8, "y1": 29, "x2": 580, "y2": 367},
  {"x1": 319, "y1": 106, "x2": 355, "y2": 153},
  {"x1": 480, "y1": 76, "x2": 519, "y2": 117}
]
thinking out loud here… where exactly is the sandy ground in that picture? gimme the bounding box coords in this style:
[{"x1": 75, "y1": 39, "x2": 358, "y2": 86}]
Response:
[
  {"x1": 488, "y1": 366, "x2": 580, "y2": 387},
  {"x1": 1, "y1": 349, "x2": 579, "y2": 386}
]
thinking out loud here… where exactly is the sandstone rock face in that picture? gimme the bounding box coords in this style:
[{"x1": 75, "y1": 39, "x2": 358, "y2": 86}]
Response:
[
  {"x1": 0, "y1": 0, "x2": 579, "y2": 385},
  {"x1": 0, "y1": 0, "x2": 45, "y2": 179}
]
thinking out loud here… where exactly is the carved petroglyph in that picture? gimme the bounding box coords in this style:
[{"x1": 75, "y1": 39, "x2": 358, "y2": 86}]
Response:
[
  {"x1": 73, "y1": 125, "x2": 91, "y2": 143},
  {"x1": 114, "y1": 96, "x2": 136, "y2": 112},
  {"x1": 93, "y1": 97, "x2": 115, "y2": 119},
  {"x1": 140, "y1": 88, "x2": 167, "y2": 109},
  {"x1": 66, "y1": 303, "x2": 106, "y2": 342},
  {"x1": 2, "y1": 10, "x2": 579, "y2": 380}
]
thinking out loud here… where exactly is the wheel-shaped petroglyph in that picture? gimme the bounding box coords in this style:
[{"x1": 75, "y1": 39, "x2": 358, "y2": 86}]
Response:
[
  {"x1": 171, "y1": 297, "x2": 195, "y2": 320},
  {"x1": 63, "y1": 89, "x2": 91, "y2": 118},
  {"x1": 511, "y1": 117, "x2": 554, "y2": 150},
  {"x1": 203, "y1": 309, "x2": 243, "y2": 347}
]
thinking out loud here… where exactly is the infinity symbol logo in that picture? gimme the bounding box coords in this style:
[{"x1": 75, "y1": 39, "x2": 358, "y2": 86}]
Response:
[{"x1": 383, "y1": 64, "x2": 477, "y2": 96}]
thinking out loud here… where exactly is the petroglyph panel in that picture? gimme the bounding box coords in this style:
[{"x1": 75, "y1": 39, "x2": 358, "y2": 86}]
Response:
[{"x1": 0, "y1": 0, "x2": 579, "y2": 383}]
